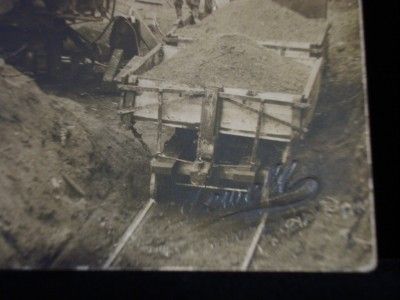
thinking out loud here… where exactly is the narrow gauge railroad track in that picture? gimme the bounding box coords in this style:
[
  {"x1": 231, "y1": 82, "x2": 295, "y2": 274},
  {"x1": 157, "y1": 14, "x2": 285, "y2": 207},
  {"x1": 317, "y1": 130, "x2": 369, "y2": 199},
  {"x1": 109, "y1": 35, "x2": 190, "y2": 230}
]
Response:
[{"x1": 102, "y1": 161, "x2": 319, "y2": 270}]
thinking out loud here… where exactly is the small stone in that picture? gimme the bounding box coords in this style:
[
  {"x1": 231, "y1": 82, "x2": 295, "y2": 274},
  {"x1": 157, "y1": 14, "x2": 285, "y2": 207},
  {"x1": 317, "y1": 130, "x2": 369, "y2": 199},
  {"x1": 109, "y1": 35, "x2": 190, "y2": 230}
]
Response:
[
  {"x1": 340, "y1": 202, "x2": 353, "y2": 219},
  {"x1": 336, "y1": 42, "x2": 346, "y2": 52},
  {"x1": 51, "y1": 177, "x2": 62, "y2": 189},
  {"x1": 270, "y1": 237, "x2": 279, "y2": 247}
]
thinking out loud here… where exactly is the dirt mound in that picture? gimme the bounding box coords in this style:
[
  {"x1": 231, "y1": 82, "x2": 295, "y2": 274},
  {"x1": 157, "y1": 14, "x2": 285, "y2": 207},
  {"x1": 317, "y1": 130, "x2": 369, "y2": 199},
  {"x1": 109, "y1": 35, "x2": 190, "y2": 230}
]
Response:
[
  {"x1": 145, "y1": 34, "x2": 310, "y2": 93},
  {"x1": 177, "y1": 0, "x2": 327, "y2": 44},
  {"x1": 0, "y1": 61, "x2": 149, "y2": 268}
]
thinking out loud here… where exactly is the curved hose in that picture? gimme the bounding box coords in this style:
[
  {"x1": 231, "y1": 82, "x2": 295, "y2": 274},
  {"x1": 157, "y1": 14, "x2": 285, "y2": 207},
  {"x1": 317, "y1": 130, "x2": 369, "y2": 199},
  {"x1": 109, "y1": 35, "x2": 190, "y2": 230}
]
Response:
[{"x1": 215, "y1": 177, "x2": 320, "y2": 220}]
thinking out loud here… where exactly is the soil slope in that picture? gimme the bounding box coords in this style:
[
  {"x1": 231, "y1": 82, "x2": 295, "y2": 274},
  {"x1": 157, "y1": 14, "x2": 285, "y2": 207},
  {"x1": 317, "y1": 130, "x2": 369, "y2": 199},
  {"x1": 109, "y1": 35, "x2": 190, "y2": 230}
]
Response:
[{"x1": 0, "y1": 61, "x2": 149, "y2": 268}]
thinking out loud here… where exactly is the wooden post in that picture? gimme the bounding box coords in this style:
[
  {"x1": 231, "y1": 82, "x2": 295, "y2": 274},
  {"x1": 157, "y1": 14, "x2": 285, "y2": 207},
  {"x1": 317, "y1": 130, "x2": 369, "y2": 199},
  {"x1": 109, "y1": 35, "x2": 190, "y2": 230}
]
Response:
[
  {"x1": 191, "y1": 87, "x2": 221, "y2": 186},
  {"x1": 103, "y1": 49, "x2": 124, "y2": 82},
  {"x1": 156, "y1": 90, "x2": 164, "y2": 154},
  {"x1": 250, "y1": 100, "x2": 264, "y2": 166},
  {"x1": 196, "y1": 87, "x2": 221, "y2": 161}
]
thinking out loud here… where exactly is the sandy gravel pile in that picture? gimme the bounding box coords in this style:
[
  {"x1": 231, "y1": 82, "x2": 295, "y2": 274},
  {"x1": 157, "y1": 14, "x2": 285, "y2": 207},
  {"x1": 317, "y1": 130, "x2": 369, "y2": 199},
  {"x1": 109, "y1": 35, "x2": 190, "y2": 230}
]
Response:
[
  {"x1": 0, "y1": 62, "x2": 149, "y2": 268},
  {"x1": 146, "y1": 34, "x2": 310, "y2": 93},
  {"x1": 177, "y1": 0, "x2": 327, "y2": 44}
]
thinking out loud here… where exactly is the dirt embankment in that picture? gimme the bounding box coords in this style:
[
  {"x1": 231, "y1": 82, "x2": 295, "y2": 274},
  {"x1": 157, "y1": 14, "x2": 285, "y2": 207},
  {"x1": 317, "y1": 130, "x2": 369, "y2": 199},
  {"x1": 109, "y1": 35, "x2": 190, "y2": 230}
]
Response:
[
  {"x1": 177, "y1": 0, "x2": 327, "y2": 43},
  {"x1": 0, "y1": 61, "x2": 149, "y2": 268},
  {"x1": 252, "y1": 0, "x2": 375, "y2": 271},
  {"x1": 146, "y1": 34, "x2": 310, "y2": 93}
]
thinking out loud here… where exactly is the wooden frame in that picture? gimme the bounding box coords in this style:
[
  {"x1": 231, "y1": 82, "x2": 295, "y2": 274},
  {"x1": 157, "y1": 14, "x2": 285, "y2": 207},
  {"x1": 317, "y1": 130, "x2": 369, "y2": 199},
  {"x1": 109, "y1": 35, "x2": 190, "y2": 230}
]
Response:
[{"x1": 115, "y1": 16, "x2": 328, "y2": 189}]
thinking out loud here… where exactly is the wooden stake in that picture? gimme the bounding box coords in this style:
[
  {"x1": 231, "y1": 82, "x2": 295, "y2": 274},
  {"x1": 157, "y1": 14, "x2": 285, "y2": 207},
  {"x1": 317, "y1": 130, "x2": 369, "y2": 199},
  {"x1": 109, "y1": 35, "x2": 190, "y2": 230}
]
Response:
[{"x1": 62, "y1": 174, "x2": 86, "y2": 197}]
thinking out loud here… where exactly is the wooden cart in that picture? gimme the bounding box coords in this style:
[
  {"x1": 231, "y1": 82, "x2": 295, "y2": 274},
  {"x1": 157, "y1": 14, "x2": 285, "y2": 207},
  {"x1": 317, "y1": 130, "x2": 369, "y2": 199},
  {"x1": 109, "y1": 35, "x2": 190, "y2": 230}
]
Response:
[{"x1": 116, "y1": 49, "x2": 325, "y2": 202}]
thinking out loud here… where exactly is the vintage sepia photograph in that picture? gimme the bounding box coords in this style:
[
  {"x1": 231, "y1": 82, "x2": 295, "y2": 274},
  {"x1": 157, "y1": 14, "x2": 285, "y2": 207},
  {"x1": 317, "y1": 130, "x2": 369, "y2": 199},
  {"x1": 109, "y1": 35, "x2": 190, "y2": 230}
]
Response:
[{"x1": 0, "y1": 0, "x2": 376, "y2": 271}]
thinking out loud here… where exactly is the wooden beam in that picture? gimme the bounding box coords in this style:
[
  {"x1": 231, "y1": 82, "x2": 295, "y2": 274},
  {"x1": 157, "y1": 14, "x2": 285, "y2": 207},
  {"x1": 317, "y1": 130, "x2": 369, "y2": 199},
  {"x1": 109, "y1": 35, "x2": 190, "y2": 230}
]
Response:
[
  {"x1": 103, "y1": 49, "x2": 124, "y2": 82},
  {"x1": 250, "y1": 101, "x2": 264, "y2": 165},
  {"x1": 115, "y1": 43, "x2": 163, "y2": 82},
  {"x1": 257, "y1": 39, "x2": 312, "y2": 51},
  {"x1": 304, "y1": 58, "x2": 323, "y2": 100},
  {"x1": 117, "y1": 82, "x2": 205, "y2": 96},
  {"x1": 156, "y1": 91, "x2": 164, "y2": 153},
  {"x1": 197, "y1": 87, "x2": 221, "y2": 161},
  {"x1": 223, "y1": 97, "x2": 306, "y2": 133},
  {"x1": 119, "y1": 79, "x2": 305, "y2": 107},
  {"x1": 219, "y1": 93, "x2": 306, "y2": 108},
  {"x1": 135, "y1": 0, "x2": 163, "y2": 5}
]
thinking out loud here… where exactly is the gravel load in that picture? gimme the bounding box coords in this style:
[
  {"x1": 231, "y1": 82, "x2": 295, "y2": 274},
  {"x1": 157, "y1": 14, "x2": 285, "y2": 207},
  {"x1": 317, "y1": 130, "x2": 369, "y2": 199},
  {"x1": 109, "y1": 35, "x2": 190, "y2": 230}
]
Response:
[
  {"x1": 145, "y1": 34, "x2": 311, "y2": 93},
  {"x1": 177, "y1": 0, "x2": 327, "y2": 44}
]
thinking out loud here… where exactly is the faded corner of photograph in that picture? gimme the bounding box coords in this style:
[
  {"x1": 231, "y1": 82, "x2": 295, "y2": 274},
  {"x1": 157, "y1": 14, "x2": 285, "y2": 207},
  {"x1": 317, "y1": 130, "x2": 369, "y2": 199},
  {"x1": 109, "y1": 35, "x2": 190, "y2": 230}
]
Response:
[{"x1": 0, "y1": 0, "x2": 376, "y2": 272}]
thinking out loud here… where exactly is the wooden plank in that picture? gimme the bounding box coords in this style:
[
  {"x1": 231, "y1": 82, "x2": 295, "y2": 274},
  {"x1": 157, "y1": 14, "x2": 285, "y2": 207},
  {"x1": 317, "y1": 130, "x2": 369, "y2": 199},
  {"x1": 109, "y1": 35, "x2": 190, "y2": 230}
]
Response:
[
  {"x1": 135, "y1": 0, "x2": 163, "y2": 5},
  {"x1": 121, "y1": 76, "x2": 299, "y2": 137},
  {"x1": 118, "y1": 82, "x2": 205, "y2": 96},
  {"x1": 257, "y1": 39, "x2": 312, "y2": 51},
  {"x1": 302, "y1": 60, "x2": 323, "y2": 128},
  {"x1": 120, "y1": 79, "x2": 304, "y2": 107},
  {"x1": 220, "y1": 92, "x2": 305, "y2": 108},
  {"x1": 250, "y1": 101, "x2": 264, "y2": 165},
  {"x1": 115, "y1": 43, "x2": 163, "y2": 82},
  {"x1": 103, "y1": 49, "x2": 124, "y2": 82},
  {"x1": 129, "y1": 114, "x2": 291, "y2": 142},
  {"x1": 131, "y1": 92, "x2": 294, "y2": 137},
  {"x1": 223, "y1": 97, "x2": 305, "y2": 133},
  {"x1": 304, "y1": 58, "x2": 323, "y2": 100},
  {"x1": 197, "y1": 88, "x2": 221, "y2": 161},
  {"x1": 156, "y1": 91, "x2": 164, "y2": 153}
]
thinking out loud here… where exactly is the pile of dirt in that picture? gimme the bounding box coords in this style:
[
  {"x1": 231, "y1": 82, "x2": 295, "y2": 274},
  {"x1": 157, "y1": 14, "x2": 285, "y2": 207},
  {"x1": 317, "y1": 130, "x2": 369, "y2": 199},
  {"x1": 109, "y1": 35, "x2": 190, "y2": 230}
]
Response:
[
  {"x1": 145, "y1": 34, "x2": 310, "y2": 93},
  {"x1": 0, "y1": 61, "x2": 149, "y2": 268},
  {"x1": 177, "y1": 0, "x2": 327, "y2": 44}
]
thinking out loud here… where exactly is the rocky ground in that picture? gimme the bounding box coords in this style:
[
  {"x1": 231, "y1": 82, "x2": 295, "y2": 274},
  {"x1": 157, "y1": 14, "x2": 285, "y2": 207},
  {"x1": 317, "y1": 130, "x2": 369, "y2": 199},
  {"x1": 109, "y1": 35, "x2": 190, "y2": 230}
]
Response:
[{"x1": 0, "y1": 61, "x2": 150, "y2": 268}]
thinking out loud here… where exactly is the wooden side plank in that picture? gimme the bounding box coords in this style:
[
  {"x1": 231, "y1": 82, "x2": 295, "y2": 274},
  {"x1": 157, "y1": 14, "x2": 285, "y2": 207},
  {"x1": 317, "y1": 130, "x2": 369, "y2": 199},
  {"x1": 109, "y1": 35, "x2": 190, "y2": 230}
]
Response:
[
  {"x1": 129, "y1": 90, "x2": 294, "y2": 138},
  {"x1": 118, "y1": 78, "x2": 303, "y2": 106},
  {"x1": 197, "y1": 88, "x2": 221, "y2": 161},
  {"x1": 304, "y1": 58, "x2": 323, "y2": 100},
  {"x1": 103, "y1": 49, "x2": 124, "y2": 82},
  {"x1": 115, "y1": 43, "x2": 163, "y2": 82},
  {"x1": 257, "y1": 39, "x2": 312, "y2": 51},
  {"x1": 302, "y1": 60, "x2": 323, "y2": 128}
]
